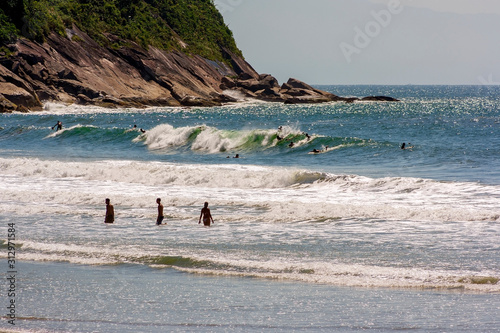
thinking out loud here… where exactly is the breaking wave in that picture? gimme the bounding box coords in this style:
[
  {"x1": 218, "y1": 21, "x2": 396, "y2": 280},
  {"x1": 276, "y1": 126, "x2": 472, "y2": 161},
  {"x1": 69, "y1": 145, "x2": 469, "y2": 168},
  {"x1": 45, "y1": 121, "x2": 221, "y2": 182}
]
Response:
[{"x1": 12, "y1": 240, "x2": 500, "y2": 293}]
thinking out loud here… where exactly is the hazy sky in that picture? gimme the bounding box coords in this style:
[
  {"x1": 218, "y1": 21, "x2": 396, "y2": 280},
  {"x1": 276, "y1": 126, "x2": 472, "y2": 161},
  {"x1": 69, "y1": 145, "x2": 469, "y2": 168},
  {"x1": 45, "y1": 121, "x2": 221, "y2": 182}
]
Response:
[{"x1": 214, "y1": 0, "x2": 500, "y2": 85}]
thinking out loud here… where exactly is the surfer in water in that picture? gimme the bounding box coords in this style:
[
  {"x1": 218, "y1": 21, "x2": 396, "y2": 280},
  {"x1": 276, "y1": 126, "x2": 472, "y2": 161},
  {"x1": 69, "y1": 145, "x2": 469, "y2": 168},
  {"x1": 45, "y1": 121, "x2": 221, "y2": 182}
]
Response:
[
  {"x1": 52, "y1": 121, "x2": 62, "y2": 131},
  {"x1": 198, "y1": 202, "x2": 214, "y2": 227},
  {"x1": 401, "y1": 142, "x2": 414, "y2": 150},
  {"x1": 277, "y1": 126, "x2": 284, "y2": 141},
  {"x1": 156, "y1": 198, "x2": 165, "y2": 225},
  {"x1": 310, "y1": 146, "x2": 330, "y2": 154},
  {"x1": 132, "y1": 124, "x2": 146, "y2": 133},
  {"x1": 104, "y1": 198, "x2": 114, "y2": 224}
]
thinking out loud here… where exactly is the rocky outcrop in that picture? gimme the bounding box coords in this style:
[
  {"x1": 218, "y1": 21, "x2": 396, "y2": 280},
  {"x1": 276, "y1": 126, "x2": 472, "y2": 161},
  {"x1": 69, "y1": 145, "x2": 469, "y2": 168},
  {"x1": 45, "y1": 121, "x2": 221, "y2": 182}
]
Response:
[
  {"x1": 0, "y1": 60, "x2": 42, "y2": 112},
  {"x1": 360, "y1": 96, "x2": 400, "y2": 102},
  {"x1": 222, "y1": 75, "x2": 335, "y2": 104},
  {"x1": 226, "y1": 76, "x2": 399, "y2": 105},
  {"x1": 0, "y1": 26, "x2": 256, "y2": 112},
  {"x1": 0, "y1": 26, "x2": 398, "y2": 112}
]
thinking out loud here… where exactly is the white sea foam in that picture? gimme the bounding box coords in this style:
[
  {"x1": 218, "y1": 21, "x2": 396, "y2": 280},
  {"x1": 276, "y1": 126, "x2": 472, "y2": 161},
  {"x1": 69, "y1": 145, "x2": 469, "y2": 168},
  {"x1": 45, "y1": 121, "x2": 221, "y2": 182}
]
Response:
[
  {"x1": 2, "y1": 155, "x2": 499, "y2": 293},
  {"x1": 42, "y1": 102, "x2": 117, "y2": 114},
  {"x1": 1, "y1": 157, "x2": 498, "y2": 222},
  {"x1": 221, "y1": 89, "x2": 247, "y2": 102},
  {"x1": 141, "y1": 123, "x2": 199, "y2": 150},
  {"x1": 9, "y1": 239, "x2": 499, "y2": 293},
  {"x1": 139, "y1": 123, "x2": 311, "y2": 153},
  {"x1": 173, "y1": 258, "x2": 500, "y2": 292},
  {"x1": 191, "y1": 126, "x2": 245, "y2": 153},
  {"x1": 41, "y1": 102, "x2": 173, "y2": 115}
]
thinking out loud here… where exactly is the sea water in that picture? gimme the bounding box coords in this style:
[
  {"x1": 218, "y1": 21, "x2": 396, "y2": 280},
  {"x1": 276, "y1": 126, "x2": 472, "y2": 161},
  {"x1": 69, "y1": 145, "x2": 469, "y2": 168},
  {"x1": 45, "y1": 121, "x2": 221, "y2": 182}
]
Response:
[{"x1": 0, "y1": 85, "x2": 499, "y2": 332}]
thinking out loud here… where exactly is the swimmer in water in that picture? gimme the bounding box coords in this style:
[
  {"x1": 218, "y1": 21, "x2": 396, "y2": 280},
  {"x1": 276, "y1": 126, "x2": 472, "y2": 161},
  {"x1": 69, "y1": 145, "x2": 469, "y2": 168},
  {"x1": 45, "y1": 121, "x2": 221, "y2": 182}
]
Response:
[
  {"x1": 277, "y1": 126, "x2": 283, "y2": 141},
  {"x1": 156, "y1": 198, "x2": 165, "y2": 225},
  {"x1": 132, "y1": 125, "x2": 146, "y2": 133},
  {"x1": 104, "y1": 198, "x2": 114, "y2": 224},
  {"x1": 401, "y1": 142, "x2": 413, "y2": 150},
  {"x1": 401, "y1": 142, "x2": 414, "y2": 150},
  {"x1": 127, "y1": 124, "x2": 146, "y2": 133},
  {"x1": 198, "y1": 202, "x2": 214, "y2": 227}
]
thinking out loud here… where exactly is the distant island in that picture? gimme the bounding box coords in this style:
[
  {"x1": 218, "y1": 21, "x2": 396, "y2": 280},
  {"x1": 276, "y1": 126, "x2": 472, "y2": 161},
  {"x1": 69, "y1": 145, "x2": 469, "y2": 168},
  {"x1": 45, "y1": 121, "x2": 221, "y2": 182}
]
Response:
[{"x1": 0, "y1": 0, "x2": 398, "y2": 112}]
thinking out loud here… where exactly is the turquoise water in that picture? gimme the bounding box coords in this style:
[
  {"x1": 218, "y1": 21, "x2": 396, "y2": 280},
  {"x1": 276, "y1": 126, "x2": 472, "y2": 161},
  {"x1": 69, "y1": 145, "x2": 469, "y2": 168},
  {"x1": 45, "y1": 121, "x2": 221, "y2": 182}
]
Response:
[
  {"x1": 1, "y1": 85, "x2": 499, "y2": 332},
  {"x1": 2, "y1": 85, "x2": 499, "y2": 183}
]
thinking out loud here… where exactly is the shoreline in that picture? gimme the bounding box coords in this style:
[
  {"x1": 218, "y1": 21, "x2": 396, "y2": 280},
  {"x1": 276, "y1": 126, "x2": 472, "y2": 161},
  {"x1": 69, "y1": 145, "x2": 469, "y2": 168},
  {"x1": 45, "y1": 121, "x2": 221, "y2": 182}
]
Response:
[{"x1": 1, "y1": 260, "x2": 499, "y2": 332}]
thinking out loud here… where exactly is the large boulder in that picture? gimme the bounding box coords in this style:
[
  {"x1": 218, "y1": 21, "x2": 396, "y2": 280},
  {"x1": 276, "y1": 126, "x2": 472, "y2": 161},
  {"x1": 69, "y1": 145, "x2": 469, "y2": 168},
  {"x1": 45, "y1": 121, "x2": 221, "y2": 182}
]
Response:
[
  {"x1": 284, "y1": 78, "x2": 339, "y2": 99},
  {"x1": 361, "y1": 95, "x2": 400, "y2": 102},
  {"x1": 230, "y1": 73, "x2": 287, "y2": 102},
  {"x1": 0, "y1": 93, "x2": 17, "y2": 113},
  {"x1": 0, "y1": 82, "x2": 41, "y2": 109},
  {"x1": 220, "y1": 76, "x2": 236, "y2": 90},
  {"x1": 284, "y1": 95, "x2": 332, "y2": 104},
  {"x1": 236, "y1": 74, "x2": 280, "y2": 93},
  {"x1": 285, "y1": 77, "x2": 316, "y2": 91},
  {"x1": 278, "y1": 78, "x2": 340, "y2": 103},
  {"x1": 258, "y1": 74, "x2": 280, "y2": 89}
]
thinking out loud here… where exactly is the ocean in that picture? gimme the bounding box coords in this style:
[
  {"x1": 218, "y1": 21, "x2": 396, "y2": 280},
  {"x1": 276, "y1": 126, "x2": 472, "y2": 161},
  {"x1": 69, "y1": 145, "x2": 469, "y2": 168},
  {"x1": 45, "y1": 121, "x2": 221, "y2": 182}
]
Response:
[{"x1": 1, "y1": 85, "x2": 499, "y2": 332}]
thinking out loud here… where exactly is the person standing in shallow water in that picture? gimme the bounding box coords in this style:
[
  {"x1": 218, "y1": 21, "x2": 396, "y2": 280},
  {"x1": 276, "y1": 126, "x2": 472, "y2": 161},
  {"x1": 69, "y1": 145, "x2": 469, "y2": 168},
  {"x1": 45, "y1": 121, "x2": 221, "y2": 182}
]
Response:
[
  {"x1": 156, "y1": 198, "x2": 165, "y2": 225},
  {"x1": 198, "y1": 202, "x2": 214, "y2": 227},
  {"x1": 104, "y1": 198, "x2": 114, "y2": 224}
]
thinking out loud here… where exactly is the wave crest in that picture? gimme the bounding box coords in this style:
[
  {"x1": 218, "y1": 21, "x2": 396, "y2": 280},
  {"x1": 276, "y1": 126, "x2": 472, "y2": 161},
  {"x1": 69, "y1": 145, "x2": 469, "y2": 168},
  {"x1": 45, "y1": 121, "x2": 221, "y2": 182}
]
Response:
[{"x1": 141, "y1": 123, "x2": 317, "y2": 153}]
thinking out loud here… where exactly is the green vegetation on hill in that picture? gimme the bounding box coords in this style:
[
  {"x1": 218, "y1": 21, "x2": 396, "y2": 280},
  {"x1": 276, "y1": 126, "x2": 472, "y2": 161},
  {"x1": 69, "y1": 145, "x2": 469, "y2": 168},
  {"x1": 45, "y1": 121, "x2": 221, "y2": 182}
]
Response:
[{"x1": 0, "y1": 0, "x2": 241, "y2": 61}]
